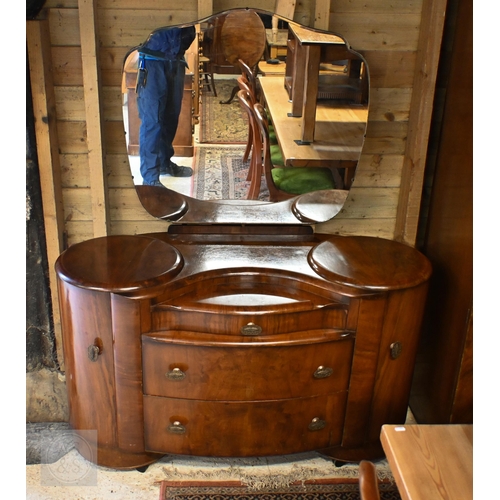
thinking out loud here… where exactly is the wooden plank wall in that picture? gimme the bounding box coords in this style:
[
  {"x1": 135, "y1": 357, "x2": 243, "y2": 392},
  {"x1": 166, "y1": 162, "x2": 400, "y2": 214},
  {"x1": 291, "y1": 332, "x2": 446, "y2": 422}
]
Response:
[{"x1": 28, "y1": 0, "x2": 447, "y2": 356}]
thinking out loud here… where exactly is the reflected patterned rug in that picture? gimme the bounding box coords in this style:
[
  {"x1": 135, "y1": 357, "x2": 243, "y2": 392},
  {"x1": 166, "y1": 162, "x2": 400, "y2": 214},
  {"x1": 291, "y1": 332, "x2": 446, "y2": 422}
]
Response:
[
  {"x1": 199, "y1": 79, "x2": 249, "y2": 144},
  {"x1": 192, "y1": 146, "x2": 269, "y2": 201},
  {"x1": 159, "y1": 479, "x2": 402, "y2": 499}
]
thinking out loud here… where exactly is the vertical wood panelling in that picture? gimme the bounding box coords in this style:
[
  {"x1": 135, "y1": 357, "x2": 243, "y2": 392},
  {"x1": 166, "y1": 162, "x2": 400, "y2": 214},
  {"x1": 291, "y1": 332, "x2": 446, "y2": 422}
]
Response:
[
  {"x1": 26, "y1": 20, "x2": 66, "y2": 368},
  {"x1": 198, "y1": 0, "x2": 213, "y2": 19},
  {"x1": 78, "y1": 0, "x2": 110, "y2": 237},
  {"x1": 312, "y1": 0, "x2": 329, "y2": 30},
  {"x1": 275, "y1": 0, "x2": 297, "y2": 21},
  {"x1": 394, "y1": 0, "x2": 447, "y2": 244}
]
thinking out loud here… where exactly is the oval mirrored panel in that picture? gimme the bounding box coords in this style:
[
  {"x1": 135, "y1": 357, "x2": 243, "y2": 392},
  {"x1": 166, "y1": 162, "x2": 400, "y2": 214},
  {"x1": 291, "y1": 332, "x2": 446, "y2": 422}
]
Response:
[{"x1": 121, "y1": 8, "x2": 369, "y2": 224}]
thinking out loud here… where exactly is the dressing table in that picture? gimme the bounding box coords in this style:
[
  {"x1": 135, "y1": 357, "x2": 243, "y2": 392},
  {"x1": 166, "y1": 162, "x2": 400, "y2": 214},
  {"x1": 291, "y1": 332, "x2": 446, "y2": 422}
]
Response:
[{"x1": 55, "y1": 9, "x2": 432, "y2": 470}]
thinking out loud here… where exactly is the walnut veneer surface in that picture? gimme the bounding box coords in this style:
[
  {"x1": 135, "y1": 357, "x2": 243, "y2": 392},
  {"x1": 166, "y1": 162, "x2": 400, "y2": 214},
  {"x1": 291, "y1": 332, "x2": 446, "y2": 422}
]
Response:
[{"x1": 55, "y1": 230, "x2": 431, "y2": 469}]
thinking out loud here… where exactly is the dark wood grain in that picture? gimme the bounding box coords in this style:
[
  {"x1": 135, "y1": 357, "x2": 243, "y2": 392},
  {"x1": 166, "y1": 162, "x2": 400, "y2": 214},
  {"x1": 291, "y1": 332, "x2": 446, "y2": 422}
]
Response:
[
  {"x1": 309, "y1": 236, "x2": 432, "y2": 290},
  {"x1": 56, "y1": 233, "x2": 431, "y2": 467},
  {"x1": 57, "y1": 281, "x2": 161, "y2": 468},
  {"x1": 56, "y1": 235, "x2": 183, "y2": 297},
  {"x1": 143, "y1": 393, "x2": 347, "y2": 456},
  {"x1": 142, "y1": 334, "x2": 354, "y2": 400}
]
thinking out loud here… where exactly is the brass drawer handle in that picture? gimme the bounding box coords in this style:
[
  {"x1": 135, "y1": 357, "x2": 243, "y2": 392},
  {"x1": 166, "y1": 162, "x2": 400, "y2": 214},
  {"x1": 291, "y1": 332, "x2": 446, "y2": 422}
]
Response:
[
  {"x1": 87, "y1": 339, "x2": 103, "y2": 362},
  {"x1": 308, "y1": 417, "x2": 326, "y2": 432},
  {"x1": 241, "y1": 322, "x2": 262, "y2": 336},
  {"x1": 390, "y1": 341, "x2": 403, "y2": 359},
  {"x1": 313, "y1": 366, "x2": 333, "y2": 379},
  {"x1": 167, "y1": 421, "x2": 186, "y2": 434},
  {"x1": 165, "y1": 367, "x2": 186, "y2": 381}
]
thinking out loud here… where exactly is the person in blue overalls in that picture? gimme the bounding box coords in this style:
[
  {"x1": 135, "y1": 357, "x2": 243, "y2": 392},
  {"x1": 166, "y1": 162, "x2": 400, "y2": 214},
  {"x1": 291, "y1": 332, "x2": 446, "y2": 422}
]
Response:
[{"x1": 136, "y1": 26, "x2": 196, "y2": 186}]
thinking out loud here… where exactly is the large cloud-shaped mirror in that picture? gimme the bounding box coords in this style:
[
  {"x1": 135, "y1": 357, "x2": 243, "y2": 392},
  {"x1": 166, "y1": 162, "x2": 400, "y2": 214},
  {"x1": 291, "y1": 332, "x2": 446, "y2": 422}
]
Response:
[{"x1": 122, "y1": 8, "x2": 369, "y2": 224}]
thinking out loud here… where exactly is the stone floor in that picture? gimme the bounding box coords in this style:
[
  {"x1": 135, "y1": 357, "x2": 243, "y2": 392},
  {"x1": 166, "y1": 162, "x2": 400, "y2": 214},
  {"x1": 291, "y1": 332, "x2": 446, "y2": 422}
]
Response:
[
  {"x1": 26, "y1": 411, "x2": 417, "y2": 499},
  {"x1": 27, "y1": 447, "x2": 393, "y2": 500}
]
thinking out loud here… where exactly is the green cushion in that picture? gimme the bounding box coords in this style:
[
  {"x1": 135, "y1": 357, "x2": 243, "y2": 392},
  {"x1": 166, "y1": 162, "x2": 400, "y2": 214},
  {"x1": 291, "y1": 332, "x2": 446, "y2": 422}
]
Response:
[
  {"x1": 271, "y1": 167, "x2": 335, "y2": 195},
  {"x1": 268, "y1": 124, "x2": 278, "y2": 145},
  {"x1": 266, "y1": 109, "x2": 278, "y2": 145},
  {"x1": 270, "y1": 144, "x2": 285, "y2": 166}
]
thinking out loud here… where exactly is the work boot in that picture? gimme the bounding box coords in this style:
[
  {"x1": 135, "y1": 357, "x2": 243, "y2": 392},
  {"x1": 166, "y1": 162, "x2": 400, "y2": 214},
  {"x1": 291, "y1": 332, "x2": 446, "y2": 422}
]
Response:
[
  {"x1": 142, "y1": 179, "x2": 165, "y2": 187},
  {"x1": 160, "y1": 161, "x2": 193, "y2": 177}
]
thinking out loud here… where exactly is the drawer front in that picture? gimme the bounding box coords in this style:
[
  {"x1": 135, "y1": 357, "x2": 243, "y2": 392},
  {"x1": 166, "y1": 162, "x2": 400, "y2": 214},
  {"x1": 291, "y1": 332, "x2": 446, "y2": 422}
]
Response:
[
  {"x1": 151, "y1": 307, "x2": 347, "y2": 336},
  {"x1": 143, "y1": 393, "x2": 347, "y2": 456},
  {"x1": 142, "y1": 337, "x2": 354, "y2": 400}
]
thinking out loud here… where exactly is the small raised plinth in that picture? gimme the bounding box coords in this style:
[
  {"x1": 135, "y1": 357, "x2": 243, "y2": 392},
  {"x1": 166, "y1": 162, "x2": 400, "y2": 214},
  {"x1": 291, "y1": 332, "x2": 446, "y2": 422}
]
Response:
[
  {"x1": 308, "y1": 236, "x2": 432, "y2": 291},
  {"x1": 55, "y1": 235, "x2": 184, "y2": 298}
]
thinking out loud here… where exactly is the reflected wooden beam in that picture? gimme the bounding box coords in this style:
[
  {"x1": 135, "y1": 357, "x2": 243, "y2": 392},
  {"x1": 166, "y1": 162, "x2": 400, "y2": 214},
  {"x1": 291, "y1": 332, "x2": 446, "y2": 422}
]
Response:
[
  {"x1": 198, "y1": 0, "x2": 213, "y2": 20},
  {"x1": 78, "y1": 0, "x2": 110, "y2": 237},
  {"x1": 275, "y1": 0, "x2": 296, "y2": 21},
  {"x1": 313, "y1": 0, "x2": 330, "y2": 31}
]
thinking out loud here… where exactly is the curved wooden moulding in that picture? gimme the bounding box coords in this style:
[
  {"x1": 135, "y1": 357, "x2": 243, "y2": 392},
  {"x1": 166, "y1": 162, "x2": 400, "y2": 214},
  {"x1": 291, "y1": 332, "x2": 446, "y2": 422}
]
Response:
[
  {"x1": 56, "y1": 233, "x2": 431, "y2": 468},
  {"x1": 136, "y1": 186, "x2": 349, "y2": 225}
]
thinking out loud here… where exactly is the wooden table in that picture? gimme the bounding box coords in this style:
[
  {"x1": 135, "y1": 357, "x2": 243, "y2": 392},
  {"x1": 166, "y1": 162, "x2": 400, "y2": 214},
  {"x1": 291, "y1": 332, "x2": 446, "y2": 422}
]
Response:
[
  {"x1": 381, "y1": 424, "x2": 473, "y2": 500},
  {"x1": 258, "y1": 60, "x2": 286, "y2": 76},
  {"x1": 265, "y1": 28, "x2": 288, "y2": 59},
  {"x1": 259, "y1": 76, "x2": 367, "y2": 181},
  {"x1": 285, "y1": 24, "x2": 365, "y2": 144}
]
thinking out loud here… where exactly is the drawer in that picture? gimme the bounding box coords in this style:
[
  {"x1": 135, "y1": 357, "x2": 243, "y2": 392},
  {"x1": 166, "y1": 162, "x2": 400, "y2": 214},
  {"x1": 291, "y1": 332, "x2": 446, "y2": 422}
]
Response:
[
  {"x1": 142, "y1": 335, "x2": 354, "y2": 400},
  {"x1": 143, "y1": 392, "x2": 347, "y2": 456},
  {"x1": 151, "y1": 306, "x2": 348, "y2": 336}
]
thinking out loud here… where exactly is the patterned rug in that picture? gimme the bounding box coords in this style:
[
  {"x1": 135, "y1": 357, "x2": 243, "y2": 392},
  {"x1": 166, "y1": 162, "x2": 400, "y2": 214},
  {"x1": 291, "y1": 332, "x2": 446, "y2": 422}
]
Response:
[
  {"x1": 192, "y1": 146, "x2": 269, "y2": 201},
  {"x1": 199, "y1": 79, "x2": 249, "y2": 144},
  {"x1": 159, "y1": 479, "x2": 402, "y2": 499}
]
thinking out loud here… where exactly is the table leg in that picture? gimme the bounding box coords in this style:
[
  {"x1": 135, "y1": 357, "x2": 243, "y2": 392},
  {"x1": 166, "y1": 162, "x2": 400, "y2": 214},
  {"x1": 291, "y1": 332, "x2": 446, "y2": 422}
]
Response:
[{"x1": 299, "y1": 45, "x2": 320, "y2": 144}]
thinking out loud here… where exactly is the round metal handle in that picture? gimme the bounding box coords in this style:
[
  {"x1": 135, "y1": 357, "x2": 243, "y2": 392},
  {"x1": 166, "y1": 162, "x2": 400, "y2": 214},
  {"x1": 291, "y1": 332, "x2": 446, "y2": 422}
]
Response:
[
  {"x1": 390, "y1": 341, "x2": 403, "y2": 359},
  {"x1": 308, "y1": 417, "x2": 326, "y2": 431},
  {"x1": 167, "y1": 421, "x2": 186, "y2": 434},
  {"x1": 313, "y1": 366, "x2": 333, "y2": 379},
  {"x1": 87, "y1": 344, "x2": 101, "y2": 362},
  {"x1": 165, "y1": 367, "x2": 186, "y2": 381}
]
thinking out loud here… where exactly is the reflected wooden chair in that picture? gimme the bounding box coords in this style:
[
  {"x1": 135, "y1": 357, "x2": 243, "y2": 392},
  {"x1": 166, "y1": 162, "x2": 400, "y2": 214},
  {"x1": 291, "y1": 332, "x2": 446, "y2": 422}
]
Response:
[
  {"x1": 236, "y1": 87, "x2": 287, "y2": 199},
  {"x1": 238, "y1": 58, "x2": 260, "y2": 103},
  {"x1": 237, "y1": 74, "x2": 282, "y2": 165},
  {"x1": 359, "y1": 461, "x2": 381, "y2": 500},
  {"x1": 253, "y1": 101, "x2": 337, "y2": 202},
  {"x1": 237, "y1": 75, "x2": 256, "y2": 164},
  {"x1": 236, "y1": 88, "x2": 263, "y2": 200}
]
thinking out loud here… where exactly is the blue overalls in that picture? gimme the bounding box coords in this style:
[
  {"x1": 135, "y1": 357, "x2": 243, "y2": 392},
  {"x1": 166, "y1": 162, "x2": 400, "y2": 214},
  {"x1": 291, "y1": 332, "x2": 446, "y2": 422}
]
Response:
[{"x1": 136, "y1": 27, "x2": 195, "y2": 184}]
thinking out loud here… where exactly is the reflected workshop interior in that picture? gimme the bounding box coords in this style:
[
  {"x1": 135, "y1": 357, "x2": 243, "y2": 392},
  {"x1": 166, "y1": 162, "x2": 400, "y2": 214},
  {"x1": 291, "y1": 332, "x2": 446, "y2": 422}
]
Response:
[{"x1": 121, "y1": 8, "x2": 369, "y2": 204}]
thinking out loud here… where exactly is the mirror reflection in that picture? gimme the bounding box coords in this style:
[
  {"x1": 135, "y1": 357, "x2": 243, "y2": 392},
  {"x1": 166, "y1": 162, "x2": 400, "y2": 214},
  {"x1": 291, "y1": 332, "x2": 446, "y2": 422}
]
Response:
[{"x1": 122, "y1": 8, "x2": 369, "y2": 206}]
